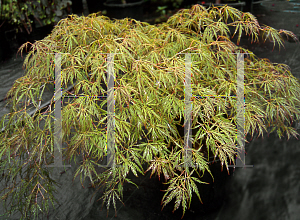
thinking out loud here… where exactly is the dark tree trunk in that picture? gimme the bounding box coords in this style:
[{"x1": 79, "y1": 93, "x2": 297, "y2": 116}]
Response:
[{"x1": 72, "y1": 0, "x2": 84, "y2": 14}]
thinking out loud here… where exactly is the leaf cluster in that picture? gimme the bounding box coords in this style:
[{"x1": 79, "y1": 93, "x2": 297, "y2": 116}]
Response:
[
  {"x1": 0, "y1": 0, "x2": 72, "y2": 34},
  {"x1": 1, "y1": 4, "x2": 300, "y2": 219}
]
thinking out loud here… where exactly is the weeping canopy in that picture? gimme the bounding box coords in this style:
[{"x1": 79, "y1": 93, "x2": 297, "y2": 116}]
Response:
[{"x1": 1, "y1": 4, "x2": 300, "y2": 219}]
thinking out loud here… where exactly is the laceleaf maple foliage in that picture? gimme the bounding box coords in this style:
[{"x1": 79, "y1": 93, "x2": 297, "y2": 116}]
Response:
[{"x1": 1, "y1": 4, "x2": 300, "y2": 219}]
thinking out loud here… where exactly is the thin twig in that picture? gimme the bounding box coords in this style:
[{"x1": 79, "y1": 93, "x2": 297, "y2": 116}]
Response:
[{"x1": 0, "y1": 20, "x2": 6, "y2": 28}]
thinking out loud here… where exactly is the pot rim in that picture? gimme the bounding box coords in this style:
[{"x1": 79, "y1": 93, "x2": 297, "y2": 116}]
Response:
[{"x1": 104, "y1": 0, "x2": 144, "y2": 8}]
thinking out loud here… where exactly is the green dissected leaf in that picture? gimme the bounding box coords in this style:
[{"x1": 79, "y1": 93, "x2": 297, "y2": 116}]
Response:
[{"x1": 1, "y1": 4, "x2": 300, "y2": 219}]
